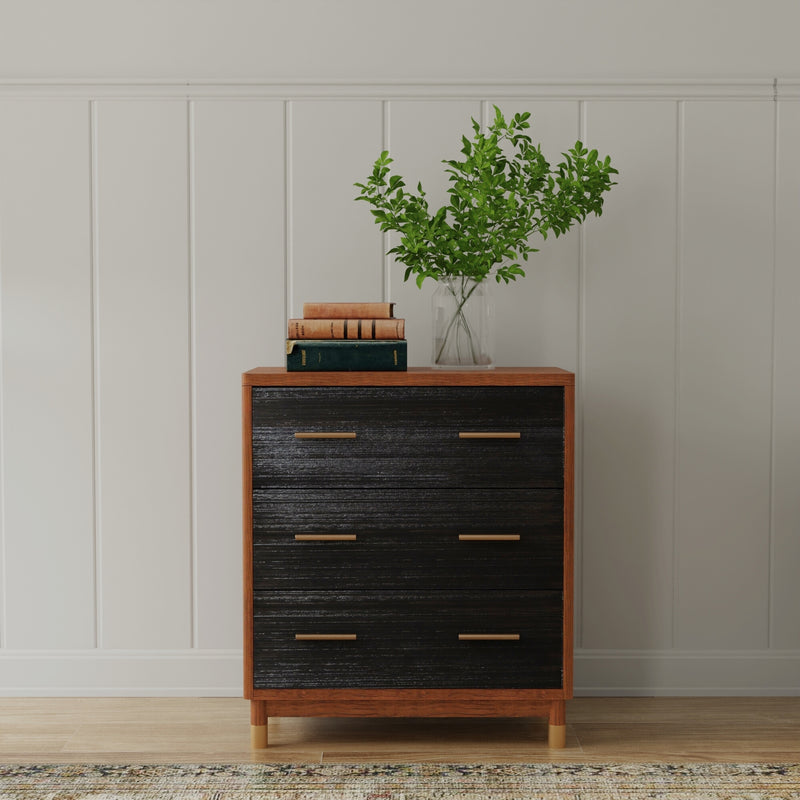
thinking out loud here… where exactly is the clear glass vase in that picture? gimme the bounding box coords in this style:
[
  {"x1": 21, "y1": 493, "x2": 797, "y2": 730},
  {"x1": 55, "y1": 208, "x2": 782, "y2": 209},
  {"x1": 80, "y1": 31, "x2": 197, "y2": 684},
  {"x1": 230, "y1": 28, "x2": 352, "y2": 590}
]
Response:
[{"x1": 431, "y1": 276, "x2": 494, "y2": 369}]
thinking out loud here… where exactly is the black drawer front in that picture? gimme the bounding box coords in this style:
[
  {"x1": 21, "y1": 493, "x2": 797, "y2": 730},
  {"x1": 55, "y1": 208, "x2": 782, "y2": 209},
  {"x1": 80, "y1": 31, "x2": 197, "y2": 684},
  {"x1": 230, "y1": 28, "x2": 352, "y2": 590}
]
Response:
[
  {"x1": 251, "y1": 386, "x2": 564, "y2": 489},
  {"x1": 253, "y1": 488, "x2": 561, "y2": 532},
  {"x1": 252, "y1": 591, "x2": 562, "y2": 689},
  {"x1": 252, "y1": 492, "x2": 562, "y2": 591}
]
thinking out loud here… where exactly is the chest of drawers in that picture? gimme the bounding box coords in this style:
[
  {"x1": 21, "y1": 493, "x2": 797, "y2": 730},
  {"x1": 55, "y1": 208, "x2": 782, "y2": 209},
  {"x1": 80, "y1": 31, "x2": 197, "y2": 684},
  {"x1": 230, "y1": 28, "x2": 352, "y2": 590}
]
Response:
[{"x1": 243, "y1": 367, "x2": 574, "y2": 748}]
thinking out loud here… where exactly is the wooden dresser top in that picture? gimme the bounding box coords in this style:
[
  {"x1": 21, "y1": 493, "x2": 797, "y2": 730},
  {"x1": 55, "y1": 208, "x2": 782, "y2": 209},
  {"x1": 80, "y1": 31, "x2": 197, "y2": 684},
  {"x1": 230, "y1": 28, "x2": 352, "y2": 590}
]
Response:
[{"x1": 243, "y1": 367, "x2": 574, "y2": 388}]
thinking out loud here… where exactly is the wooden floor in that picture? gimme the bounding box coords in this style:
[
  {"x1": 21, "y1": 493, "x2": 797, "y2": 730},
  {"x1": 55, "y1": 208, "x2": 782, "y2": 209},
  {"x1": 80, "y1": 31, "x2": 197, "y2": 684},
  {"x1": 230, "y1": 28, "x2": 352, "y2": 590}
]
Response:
[{"x1": 0, "y1": 697, "x2": 798, "y2": 764}]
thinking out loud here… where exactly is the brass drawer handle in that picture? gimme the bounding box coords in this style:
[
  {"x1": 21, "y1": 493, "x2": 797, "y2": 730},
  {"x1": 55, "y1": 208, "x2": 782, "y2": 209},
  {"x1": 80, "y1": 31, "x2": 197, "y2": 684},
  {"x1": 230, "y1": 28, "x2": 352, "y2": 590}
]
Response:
[
  {"x1": 295, "y1": 534, "x2": 357, "y2": 541},
  {"x1": 295, "y1": 633, "x2": 357, "y2": 641},
  {"x1": 458, "y1": 432, "x2": 521, "y2": 439},
  {"x1": 458, "y1": 634, "x2": 520, "y2": 641},
  {"x1": 295, "y1": 432, "x2": 356, "y2": 439},
  {"x1": 458, "y1": 534, "x2": 521, "y2": 541}
]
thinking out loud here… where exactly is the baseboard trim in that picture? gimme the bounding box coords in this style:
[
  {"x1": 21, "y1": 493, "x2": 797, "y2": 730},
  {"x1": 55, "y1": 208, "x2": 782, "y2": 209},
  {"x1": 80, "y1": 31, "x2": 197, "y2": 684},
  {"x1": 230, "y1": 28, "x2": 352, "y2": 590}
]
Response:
[
  {"x1": 0, "y1": 648, "x2": 797, "y2": 696},
  {"x1": 575, "y1": 648, "x2": 800, "y2": 696},
  {"x1": 0, "y1": 649, "x2": 242, "y2": 696}
]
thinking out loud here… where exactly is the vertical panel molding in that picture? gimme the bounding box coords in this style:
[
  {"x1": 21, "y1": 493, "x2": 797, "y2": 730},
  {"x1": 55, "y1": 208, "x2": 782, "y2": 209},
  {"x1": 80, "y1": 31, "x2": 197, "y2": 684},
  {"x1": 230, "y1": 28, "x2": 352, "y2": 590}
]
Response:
[
  {"x1": 0, "y1": 99, "x2": 95, "y2": 649},
  {"x1": 676, "y1": 100, "x2": 775, "y2": 649},
  {"x1": 672, "y1": 98, "x2": 685, "y2": 650},
  {"x1": 187, "y1": 99, "x2": 198, "y2": 649},
  {"x1": 94, "y1": 99, "x2": 192, "y2": 649},
  {"x1": 581, "y1": 100, "x2": 678, "y2": 650},
  {"x1": 771, "y1": 94, "x2": 800, "y2": 648},
  {"x1": 90, "y1": 98, "x2": 102, "y2": 649},
  {"x1": 284, "y1": 100, "x2": 293, "y2": 323},
  {"x1": 191, "y1": 99, "x2": 285, "y2": 649},
  {"x1": 385, "y1": 99, "x2": 483, "y2": 366},
  {"x1": 290, "y1": 100, "x2": 384, "y2": 317}
]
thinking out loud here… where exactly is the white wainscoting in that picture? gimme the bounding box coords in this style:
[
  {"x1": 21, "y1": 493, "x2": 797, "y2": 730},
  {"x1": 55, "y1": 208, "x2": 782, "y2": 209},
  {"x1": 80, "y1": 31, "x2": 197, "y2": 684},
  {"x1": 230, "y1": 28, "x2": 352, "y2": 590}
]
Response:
[{"x1": 0, "y1": 79, "x2": 798, "y2": 694}]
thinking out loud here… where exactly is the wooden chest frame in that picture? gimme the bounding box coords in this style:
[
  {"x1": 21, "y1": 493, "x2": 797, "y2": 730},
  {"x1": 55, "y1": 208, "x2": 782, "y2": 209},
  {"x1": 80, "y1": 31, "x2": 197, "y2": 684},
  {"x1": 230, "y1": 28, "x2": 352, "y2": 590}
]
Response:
[{"x1": 242, "y1": 367, "x2": 574, "y2": 748}]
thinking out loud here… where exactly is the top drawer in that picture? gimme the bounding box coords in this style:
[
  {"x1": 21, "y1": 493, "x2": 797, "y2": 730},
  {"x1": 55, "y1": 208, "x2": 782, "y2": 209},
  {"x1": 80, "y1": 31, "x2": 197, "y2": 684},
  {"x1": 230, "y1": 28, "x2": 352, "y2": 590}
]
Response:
[{"x1": 251, "y1": 386, "x2": 564, "y2": 489}]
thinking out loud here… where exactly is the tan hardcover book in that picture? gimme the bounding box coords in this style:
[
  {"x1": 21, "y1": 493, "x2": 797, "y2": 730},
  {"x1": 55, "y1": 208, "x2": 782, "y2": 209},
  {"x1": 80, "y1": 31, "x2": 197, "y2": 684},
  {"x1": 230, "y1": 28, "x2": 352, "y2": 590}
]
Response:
[
  {"x1": 287, "y1": 318, "x2": 405, "y2": 339},
  {"x1": 302, "y1": 302, "x2": 395, "y2": 319}
]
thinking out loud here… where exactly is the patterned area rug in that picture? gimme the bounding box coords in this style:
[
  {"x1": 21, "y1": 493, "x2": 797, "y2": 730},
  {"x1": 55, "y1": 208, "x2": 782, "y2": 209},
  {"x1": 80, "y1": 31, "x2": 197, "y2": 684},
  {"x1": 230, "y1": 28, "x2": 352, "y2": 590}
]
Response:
[{"x1": 0, "y1": 762, "x2": 798, "y2": 799}]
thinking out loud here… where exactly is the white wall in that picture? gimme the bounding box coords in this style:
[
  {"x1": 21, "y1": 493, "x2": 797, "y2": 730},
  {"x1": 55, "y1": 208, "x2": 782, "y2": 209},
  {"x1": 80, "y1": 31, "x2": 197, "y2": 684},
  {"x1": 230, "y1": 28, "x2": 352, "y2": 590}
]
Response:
[
  {"x1": 2, "y1": 0, "x2": 800, "y2": 81},
  {"x1": 0, "y1": 1, "x2": 799, "y2": 695}
]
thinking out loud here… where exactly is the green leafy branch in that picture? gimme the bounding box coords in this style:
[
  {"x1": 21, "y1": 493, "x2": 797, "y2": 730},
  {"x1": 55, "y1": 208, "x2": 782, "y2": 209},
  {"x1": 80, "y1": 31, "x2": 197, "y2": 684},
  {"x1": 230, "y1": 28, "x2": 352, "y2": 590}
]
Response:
[{"x1": 354, "y1": 105, "x2": 618, "y2": 288}]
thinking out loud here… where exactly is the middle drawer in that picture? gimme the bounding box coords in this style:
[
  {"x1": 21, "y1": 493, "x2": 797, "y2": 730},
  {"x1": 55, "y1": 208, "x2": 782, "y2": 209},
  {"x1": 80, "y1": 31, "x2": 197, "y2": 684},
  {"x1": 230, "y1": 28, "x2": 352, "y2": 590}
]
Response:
[{"x1": 252, "y1": 488, "x2": 563, "y2": 591}]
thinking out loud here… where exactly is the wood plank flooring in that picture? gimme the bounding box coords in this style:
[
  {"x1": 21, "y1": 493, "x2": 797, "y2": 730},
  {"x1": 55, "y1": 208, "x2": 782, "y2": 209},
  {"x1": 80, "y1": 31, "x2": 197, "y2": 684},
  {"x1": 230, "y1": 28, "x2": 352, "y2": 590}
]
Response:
[{"x1": 0, "y1": 697, "x2": 797, "y2": 764}]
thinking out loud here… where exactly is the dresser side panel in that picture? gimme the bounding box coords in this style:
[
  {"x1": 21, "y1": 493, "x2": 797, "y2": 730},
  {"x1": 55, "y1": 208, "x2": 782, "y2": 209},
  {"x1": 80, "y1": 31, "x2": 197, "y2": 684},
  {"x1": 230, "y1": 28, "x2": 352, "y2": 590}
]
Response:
[{"x1": 242, "y1": 384, "x2": 255, "y2": 698}]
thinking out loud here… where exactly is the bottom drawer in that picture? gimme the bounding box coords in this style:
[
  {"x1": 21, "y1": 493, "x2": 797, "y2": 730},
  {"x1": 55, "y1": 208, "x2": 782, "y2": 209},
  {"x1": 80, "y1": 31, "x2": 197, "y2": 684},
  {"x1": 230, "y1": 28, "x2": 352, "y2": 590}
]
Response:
[{"x1": 252, "y1": 591, "x2": 562, "y2": 689}]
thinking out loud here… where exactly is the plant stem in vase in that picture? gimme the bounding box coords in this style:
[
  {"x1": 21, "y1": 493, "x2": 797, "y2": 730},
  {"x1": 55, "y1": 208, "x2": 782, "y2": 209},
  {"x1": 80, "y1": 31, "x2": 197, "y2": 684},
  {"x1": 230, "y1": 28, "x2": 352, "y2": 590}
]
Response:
[{"x1": 432, "y1": 276, "x2": 493, "y2": 368}]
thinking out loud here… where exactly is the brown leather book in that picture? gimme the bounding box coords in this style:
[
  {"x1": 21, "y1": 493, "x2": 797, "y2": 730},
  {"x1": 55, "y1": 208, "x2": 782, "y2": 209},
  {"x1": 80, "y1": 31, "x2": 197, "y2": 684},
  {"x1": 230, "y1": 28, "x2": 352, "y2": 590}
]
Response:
[
  {"x1": 302, "y1": 302, "x2": 395, "y2": 319},
  {"x1": 287, "y1": 318, "x2": 405, "y2": 339}
]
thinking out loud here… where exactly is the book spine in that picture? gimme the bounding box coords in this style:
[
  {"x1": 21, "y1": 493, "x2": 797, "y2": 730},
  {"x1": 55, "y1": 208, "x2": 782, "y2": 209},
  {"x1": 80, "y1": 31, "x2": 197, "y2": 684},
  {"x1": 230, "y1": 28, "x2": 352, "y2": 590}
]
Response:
[
  {"x1": 286, "y1": 340, "x2": 407, "y2": 371},
  {"x1": 287, "y1": 318, "x2": 405, "y2": 339},
  {"x1": 302, "y1": 302, "x2": 395, "y2": 319}
]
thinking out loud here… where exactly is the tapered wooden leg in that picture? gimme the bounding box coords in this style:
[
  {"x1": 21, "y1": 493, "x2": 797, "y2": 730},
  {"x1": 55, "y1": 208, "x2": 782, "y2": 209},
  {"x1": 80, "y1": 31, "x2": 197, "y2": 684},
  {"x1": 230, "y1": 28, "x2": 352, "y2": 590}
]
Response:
[
  {"x1": 548, "y1": 699, "x2": 566, "y2": 748},
  {"x1": 250, "y1": 700, "x2": 268, "y2": 748}
]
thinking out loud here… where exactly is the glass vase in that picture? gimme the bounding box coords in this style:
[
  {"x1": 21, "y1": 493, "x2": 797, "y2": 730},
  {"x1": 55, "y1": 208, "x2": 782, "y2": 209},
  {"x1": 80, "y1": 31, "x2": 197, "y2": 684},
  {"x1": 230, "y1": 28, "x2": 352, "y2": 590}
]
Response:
[{"x1": 431, "y1": 276, "x2": 494, "y2": 369}]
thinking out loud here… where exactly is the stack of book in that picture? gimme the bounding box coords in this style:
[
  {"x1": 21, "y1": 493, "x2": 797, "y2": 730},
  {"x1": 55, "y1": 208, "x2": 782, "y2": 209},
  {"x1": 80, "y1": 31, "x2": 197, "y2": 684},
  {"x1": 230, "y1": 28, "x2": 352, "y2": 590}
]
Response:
[{"x1": 286, "y1": 302, "x2": 407, "y2": 371}]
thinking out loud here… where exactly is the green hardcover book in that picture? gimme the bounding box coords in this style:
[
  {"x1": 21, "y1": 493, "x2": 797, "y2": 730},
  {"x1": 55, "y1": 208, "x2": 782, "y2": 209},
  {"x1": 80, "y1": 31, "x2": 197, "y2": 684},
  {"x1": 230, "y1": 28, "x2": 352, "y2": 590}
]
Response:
[{"x1": 286, "y1": 339, "x2": 407, "y2": 371}]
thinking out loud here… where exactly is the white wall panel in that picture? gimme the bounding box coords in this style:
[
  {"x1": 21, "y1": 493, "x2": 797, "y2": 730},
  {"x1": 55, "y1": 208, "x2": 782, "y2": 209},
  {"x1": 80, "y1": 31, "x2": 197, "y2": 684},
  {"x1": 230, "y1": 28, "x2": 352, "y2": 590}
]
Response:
[
  {"x1": 0, "y1": 100, "x2": 95, "y2": 648},
  {"x1": 94, "y1": 100, "x2": 192, "y2": 649},
  {"x1": 385, "y1": 101, "x2": 481, "y2": 366},
  {"x1": 772, "y1": 97, "x2": 800, "y2": 649},
  {"x1": 2, "y1": 1, "x2": 800, "y2": 82},
  {"x1": 675, "y1": 101, "x2": 774, "y2": 649},
  {"x1": 289, "y1": 101, "x2": 384, "y2": 319},
  {"x1": 581, "y1": 101, "x2": 678, "y2": 649},
  {"x1": 191, "y1": 100, "x2": 285, "y2": 649},
  {"x1": 487, "y1": 101, "x2": 582, "y2": 371},
  {"x1": 0, "y1": 79, "x2": 798, "y2": 695}
]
